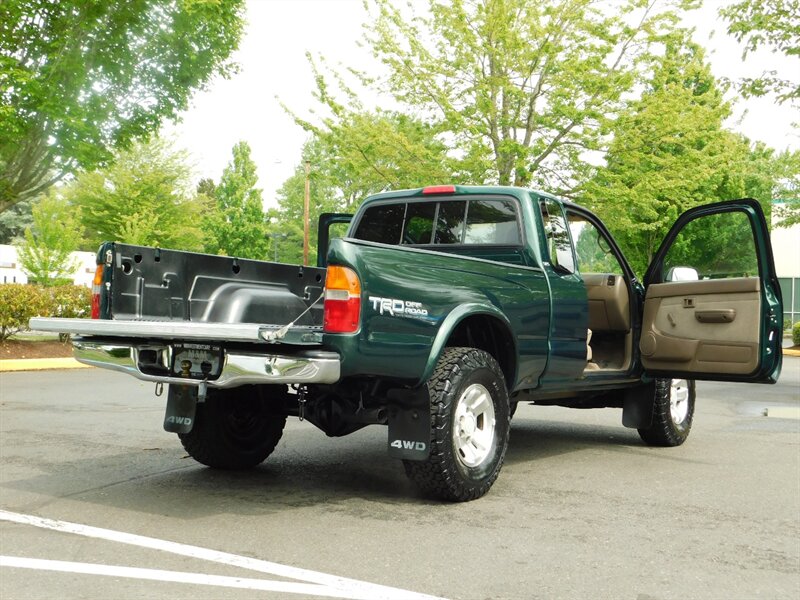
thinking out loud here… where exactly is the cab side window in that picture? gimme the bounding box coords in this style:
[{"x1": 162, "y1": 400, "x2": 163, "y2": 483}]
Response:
[{"x1": 540, "y1": 200, "x2": 575, "y2": 273}]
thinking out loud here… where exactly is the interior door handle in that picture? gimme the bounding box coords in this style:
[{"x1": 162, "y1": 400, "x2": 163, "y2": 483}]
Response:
[{"x1": 695, "y1": 309, "x2": 736, "y2": 323}]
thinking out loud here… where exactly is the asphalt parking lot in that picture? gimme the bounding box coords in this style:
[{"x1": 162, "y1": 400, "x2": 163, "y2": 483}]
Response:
[{"x1": 1, "y1": 359, "x2": 798, "y2": 600}]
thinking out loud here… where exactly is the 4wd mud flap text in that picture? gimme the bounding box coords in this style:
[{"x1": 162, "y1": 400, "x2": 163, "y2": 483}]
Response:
[{"x1": 386, "y1": 387, "x2": 431, "y2": 460}]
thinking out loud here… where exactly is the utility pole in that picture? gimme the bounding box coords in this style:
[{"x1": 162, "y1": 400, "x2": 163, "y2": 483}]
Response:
[{"x1": 303, "y1": 160, "x2": 310, "y2": 266}]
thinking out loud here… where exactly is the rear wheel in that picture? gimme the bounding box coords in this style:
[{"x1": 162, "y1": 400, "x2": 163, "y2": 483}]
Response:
[
  {"x1": 179, "y1": 386, "x2": 287, "y2": 469},
  {"x1": 637, "y1": 378, "x2": 695, "y2": 447},
  {"x1": 403, "y1": 347, "x2": 510, "y2": 502}
]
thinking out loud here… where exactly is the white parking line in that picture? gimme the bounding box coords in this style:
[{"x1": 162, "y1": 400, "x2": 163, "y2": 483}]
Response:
[
  {"x1": 0, "y1": 510, "x2": 446, "y2": 600},
  {"x1": 0, "y1": 556, "x2": 376, "y2": 599}
]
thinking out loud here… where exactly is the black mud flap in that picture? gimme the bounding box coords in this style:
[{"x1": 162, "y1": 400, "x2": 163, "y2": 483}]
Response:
[
  {"x1": 622, "y1": 380, "x2": 655, "y2": 429},
  {"x1": 163, "y1": 385, "x2": 198, "y2": 433},
  {"x1": 386, "y1": 387, "x2": 431, "y2": 460}
]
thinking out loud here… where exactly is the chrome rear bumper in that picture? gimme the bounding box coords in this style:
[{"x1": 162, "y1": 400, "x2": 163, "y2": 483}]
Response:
[{"x1": 72, "y1": 340, "x2": 341, "y2": 387}]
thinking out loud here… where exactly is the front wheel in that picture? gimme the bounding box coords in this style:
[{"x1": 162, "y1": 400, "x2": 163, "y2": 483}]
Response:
[
  {"x1": 179, "y1": 386, "x2": 287, "y2": 469},
  {"x1": 637, "y1": 378, "x2": 695, "y2": 447},
  {"x1": 403, "y1": 347, "x2": 510, "y2": 502}
]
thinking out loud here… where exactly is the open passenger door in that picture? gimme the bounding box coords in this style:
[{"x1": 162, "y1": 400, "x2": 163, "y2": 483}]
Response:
[
  {"x1": 317, "y1": 213, "x2": 353, "y2": 268},
  {"x1": 641, "y1": 199, "x2": 782, "y2": 383}
]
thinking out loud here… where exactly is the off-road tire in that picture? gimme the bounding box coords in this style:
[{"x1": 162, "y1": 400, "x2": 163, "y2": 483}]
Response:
[
  {"x1": 179, "y1": 386, "x2": 287, "y2": 469},
  {"x1": 637, "y1": 378, "x2": 695, "y2": 447},
  {"x1": 403, "y1": 347, "x2": 510, "y2": 502}
]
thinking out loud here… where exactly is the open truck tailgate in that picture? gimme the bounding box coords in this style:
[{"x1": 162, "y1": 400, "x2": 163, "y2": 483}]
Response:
[
  {"x1": 28, "y1": 318, "x2": 339, "y2": 387},
  {"x1": 29, "y1": 317, "x2": 323, "y2": 345}
]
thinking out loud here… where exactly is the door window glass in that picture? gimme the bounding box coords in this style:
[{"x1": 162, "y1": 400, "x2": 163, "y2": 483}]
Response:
[
  {"x1": 464, "y1": 200, "x2": 520, "y2": 244},
  {"x1": 662, "y1": 210, "x2": 757, "y2": 280},
  {"x1": 540, "y1": 200, "x2": 575, "y2": 273},
  {"x1": 566, "y1": 212, "x2": 624, "y2": 275}
]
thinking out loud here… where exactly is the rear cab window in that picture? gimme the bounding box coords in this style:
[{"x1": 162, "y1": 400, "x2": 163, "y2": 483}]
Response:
[{"x1": 353, "y1": 196, "x2": 522, "y2": 248}]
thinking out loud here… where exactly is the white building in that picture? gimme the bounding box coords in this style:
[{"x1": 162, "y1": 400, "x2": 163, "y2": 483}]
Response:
[
  {"x1": 772, "y1": 202, "x2": 800, "y2": 327},
  {"x1": 0, "y1": 245, "x2": 97, "y2": 287}
]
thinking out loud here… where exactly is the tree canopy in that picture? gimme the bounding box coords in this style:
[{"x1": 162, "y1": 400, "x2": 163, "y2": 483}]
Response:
[
  {"x1": 351, "y1": 0, "x2": 698, "y2": 192},
  {"x1": 15, "y1": 191, "x2": 83, "y2": 285},
  {"x1": 582, "y1": 39, "x2": 790, "y2": 275},
  {"x1": 720, "y1": 0, "x2": 800, "y2": 104},
  {"x1": 0, "y1": 0, "x2": 245, "y2": 212},
  {"x1": 66, "y1": 137, "x2": 207, "y2": 251},
  {"x1": 203, "y1": 141, "x2": 269, "y2": 260}
]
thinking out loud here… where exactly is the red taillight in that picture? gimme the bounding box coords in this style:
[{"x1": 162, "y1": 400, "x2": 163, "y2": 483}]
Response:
[
  {"x1": 422, "y1": 185, "x2": 456, "y2": 195},
  {"x1": 91, "y1": 264, "x2": 104, "y2": 319},
  {"x1": 323, "y1": 265, "x2": 361, "y2": 334}
]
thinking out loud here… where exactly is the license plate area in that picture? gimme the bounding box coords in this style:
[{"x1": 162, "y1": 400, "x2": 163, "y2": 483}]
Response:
[{"x1": 171, "y1": 343, "x2": 223, "y2": 380}]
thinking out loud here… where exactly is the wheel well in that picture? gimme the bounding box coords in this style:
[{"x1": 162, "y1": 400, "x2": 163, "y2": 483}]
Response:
[{"x1": 445, "y1": 315, "x2": 516, "y2": 386}]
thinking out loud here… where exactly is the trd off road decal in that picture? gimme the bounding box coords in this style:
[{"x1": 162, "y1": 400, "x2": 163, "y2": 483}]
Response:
[{"x1": 369, "y1": 296, "x2": 429, "y2": 318}]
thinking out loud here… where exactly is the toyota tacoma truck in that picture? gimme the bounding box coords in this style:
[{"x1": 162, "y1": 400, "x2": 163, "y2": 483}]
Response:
[{"x1": 31, "y1": 186, "x2": 783, "y2": 501}]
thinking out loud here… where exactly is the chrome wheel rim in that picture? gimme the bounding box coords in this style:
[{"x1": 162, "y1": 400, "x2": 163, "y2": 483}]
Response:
[
  {"x1": 453, "y1": 383, "x2": 496, "y2": 468},
  {"x1": 669, "y1": 379, "x2": 690, "y2": 424}
]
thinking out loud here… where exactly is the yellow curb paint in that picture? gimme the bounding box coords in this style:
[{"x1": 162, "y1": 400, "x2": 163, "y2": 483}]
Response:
[
  {"x1": 783, "y1": 348, "x2": 800, "y2": 357},
  {"x1": 0, "y1": 358, "x2": 91, "y2": 372}
]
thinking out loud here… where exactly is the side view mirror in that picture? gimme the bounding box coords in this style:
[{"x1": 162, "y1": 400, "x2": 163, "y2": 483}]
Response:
[{"x1": 666, "y1": 266, "x2": 699, "y2": 282}]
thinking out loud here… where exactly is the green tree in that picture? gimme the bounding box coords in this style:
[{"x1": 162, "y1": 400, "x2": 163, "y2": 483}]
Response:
[
  {"x1": 270, "y1": 109, "x2": 452, "y2": 264},
  {"x1": 583, "y1": 39, "x2": 797, "y2": 275},
  {"x1": 0, "y1": 0, "x2": 245, "y2": 211},
  {"x1": 204, "y1": 142, "x2": 268, "y2": 259},
  {"x1": 196, "y1": 177, "x2": 217, "y2": 200},
  {"x1": 720, "y1": 0, "x2": 800, "y2": 104},
  {"x1": 67, "y1": 137, "x2": 206, "y2": 251},
  {"x1": 769, "y1": 151, "x2": 800, "y2": 227},
  {"x1": 581, "y1": 40, "x2": 767, "y2": 275},
  {"x1": 15, "y1": 192, "x2": 83, "y2": 285},
  {"x1": 0, "y1": 196, "x2": 33, "y2": 244},
  {"x1": 332, "y1": 0, "x2": 697, "y2": 192},
  {"x1": 288, "y1": 93, "x2": 453, "y2": 203}
]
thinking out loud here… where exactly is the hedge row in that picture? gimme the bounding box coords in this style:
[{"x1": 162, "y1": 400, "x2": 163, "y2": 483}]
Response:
[
  {"x1": 793, "y1": 321, "x2": 800, "y2": 347},
  {"x1": 0, "y1": 284, "x2": 92, "y2": 342}
]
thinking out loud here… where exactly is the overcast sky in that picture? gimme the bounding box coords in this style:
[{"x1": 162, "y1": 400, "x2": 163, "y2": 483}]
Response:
[{"x1": 163, "y1": 0, "x2": 799, "y2": 209}]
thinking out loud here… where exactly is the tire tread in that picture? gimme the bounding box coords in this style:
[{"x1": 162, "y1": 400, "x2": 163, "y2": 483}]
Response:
[{"x1": 404, "y1": 347, "x2": 510, "y2": 502}]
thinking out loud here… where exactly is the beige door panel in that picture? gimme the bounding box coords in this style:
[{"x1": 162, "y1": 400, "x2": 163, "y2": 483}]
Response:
[{"x1": 640, "y1": 277, "x2": 761, "y2": 375}]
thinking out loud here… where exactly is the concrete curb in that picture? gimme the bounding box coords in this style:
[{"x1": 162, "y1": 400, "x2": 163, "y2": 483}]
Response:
[
  {"x1": 784, "y1": 347, "x2": 800, "y2": 357},
  {"x1": 0, "y1": 358, "x2": 91, "y2": 373}
]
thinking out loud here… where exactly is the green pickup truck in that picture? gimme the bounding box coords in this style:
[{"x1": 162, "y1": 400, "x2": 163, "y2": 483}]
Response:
[{"x1": 31, "y1": 185, "x2": 783, "y2": 501}]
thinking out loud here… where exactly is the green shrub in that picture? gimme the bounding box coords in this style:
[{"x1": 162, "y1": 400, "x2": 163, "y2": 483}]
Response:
[
  {"x1": 46, "y1": 284, "x2": 92, "y2": 341},
  {"x1": 47, "y1": 284, "x2": 92, "y2": 319},
  {"x1": 0, "y1": 284, "x2": 50, "y2": 342},
  {"x1": 0, "y1": 284, "x2": 91, "y2": 342},
  {"x1": 793, "y1": 321, "x2": 800, "y2": 347}
]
